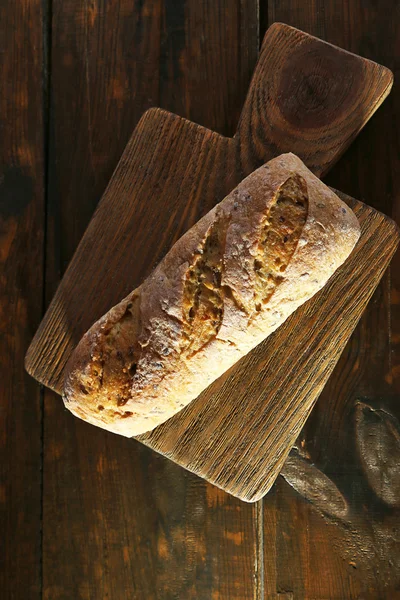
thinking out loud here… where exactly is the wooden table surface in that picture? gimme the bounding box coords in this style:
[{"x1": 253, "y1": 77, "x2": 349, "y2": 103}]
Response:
[{"x1": 1, "y1": 1, "x2": 399, "y2": 599}]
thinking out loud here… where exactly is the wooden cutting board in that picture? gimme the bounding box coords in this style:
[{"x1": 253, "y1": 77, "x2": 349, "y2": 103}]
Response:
[{"x1": 26, "y1": 23, "x2": 398, "y2": 501}]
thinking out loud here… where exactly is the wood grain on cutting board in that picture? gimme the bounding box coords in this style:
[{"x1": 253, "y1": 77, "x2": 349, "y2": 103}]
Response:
[
  {"x1": 27, "y1": 93, "x2": 400, "y2": 502},
  {"x1": 24, "y1": 22, "x2": 397, "y2": 505}
]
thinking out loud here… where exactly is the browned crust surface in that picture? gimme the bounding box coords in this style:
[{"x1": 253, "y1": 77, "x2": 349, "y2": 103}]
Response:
[{"x1": 63, "y1": 153, "x2": 360, "y2": 436}]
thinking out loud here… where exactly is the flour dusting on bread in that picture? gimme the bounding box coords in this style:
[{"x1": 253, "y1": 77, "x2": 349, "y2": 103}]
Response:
[{"x1": 63, "y1": 153, "x2": 360, "y2": 436}]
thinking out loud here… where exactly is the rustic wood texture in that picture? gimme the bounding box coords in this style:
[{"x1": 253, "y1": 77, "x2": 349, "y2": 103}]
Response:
[
  {"x1": 24, "y1": 23, "x2": 395, "y2": 501},
  {"x1": 0, "y1": 0, "x2": 44, "y2": 597},
  {"x1": 41, "y1": 2, "x2": 260, "y2": 599},
  {"x1": 3, "y1": 2, "x2": 400, "y2": 599},
  {"x1": 263, "y1": 2, "x2": 400, "y2": 598}
]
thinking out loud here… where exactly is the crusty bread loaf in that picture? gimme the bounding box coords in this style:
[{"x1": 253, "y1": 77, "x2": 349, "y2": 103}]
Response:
[{"x1": 63, "y1": 153, "x2": 360, "y2": 436}]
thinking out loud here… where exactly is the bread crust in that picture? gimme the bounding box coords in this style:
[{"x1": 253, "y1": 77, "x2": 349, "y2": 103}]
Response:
[{"x1": 63, "y1": 153, "x2": 360, "y2": 436}]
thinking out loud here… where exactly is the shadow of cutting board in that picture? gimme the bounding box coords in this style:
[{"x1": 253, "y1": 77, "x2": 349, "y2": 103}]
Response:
[{"x1": 26, "y1": 23, "x2": 399, "y2": 501}]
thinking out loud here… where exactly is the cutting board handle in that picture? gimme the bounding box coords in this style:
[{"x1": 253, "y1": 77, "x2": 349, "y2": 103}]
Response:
[{"x1": 235, "y1": 23, "x2": 393, "y2": 177}]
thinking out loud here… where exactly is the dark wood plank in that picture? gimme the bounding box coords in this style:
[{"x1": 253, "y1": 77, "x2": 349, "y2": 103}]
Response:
[
  {"x1": 265, "y1": 3, "x2": 400, "y2": 598},
  {"x1": 392, "y1": 32, "x2": 400, "y2": 500},
  {"x1": 42, "y1": 2, "x2": 259, "y2": 598},
  {"x1": 0, "y1": 0, "x2": 45, "y2": 597},
  {"x1": 159, "y1": 0, "x2": 259, "y2": 137}
]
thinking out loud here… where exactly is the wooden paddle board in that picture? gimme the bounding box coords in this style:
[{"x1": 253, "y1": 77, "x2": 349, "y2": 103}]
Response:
[{"x1": 26, "y1": 23, "x2": 398, "y2": 501}]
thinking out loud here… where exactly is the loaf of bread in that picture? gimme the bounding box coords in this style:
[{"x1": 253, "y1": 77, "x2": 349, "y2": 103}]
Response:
[{"x1": 63, "y1": 153, "x2": 360, "y2": 436}]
